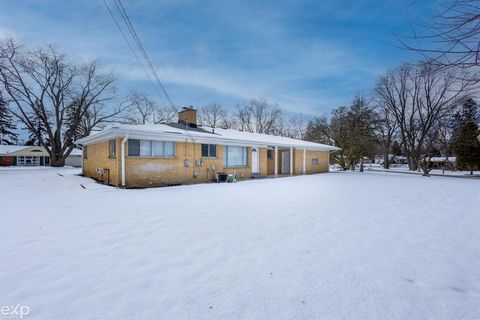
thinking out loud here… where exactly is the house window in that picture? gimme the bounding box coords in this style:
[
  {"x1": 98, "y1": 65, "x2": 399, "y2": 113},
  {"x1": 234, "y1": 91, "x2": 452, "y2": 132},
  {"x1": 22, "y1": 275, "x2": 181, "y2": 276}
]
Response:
[
  {"x1": 312, "y1": 157, "x2": 318, "y2": 166},
  {"x1": 83, "y1": 146, "x2": 88, "y2": 159},
  {"x1": 163, "y1": 141, "x2": 176, "y2": 157},
  {"x1": 109, "y1": 139, "x2": 116, "y2": 158},
  {"x1": 201, "y1": 144, "x2": 217, "y2": 158},
  {"x1": 267, "y1": 149, "x2": 273, "y2": 159},
  {"x1": 223, "y1": 146, "x2": 248, "y2": 167},
  {"x1": 139, "y1": 140, "x2": 152, "y2": 156},
  {"x1": 17, "y1": 156, "x2": 40, "y2": 166},
  {"x1": 128, "y1": 139, "x2": 176, "y2": 157}
]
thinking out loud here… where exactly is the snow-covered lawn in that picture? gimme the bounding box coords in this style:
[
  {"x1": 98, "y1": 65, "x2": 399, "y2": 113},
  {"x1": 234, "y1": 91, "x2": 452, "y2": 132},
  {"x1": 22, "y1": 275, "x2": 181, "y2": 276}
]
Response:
[{"x1": 1, "y1": 168, "x2": 479, "y2": 320}]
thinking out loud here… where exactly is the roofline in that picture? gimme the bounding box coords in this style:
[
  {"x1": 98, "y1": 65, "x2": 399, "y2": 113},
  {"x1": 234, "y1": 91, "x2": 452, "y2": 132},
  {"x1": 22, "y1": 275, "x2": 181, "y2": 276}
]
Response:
[
  {"x1": 75, "y1": 127, "x2": 340, "y2": 151},
  {"x1": 0, "y1": 145, "x2": 44, "y2": 156}
]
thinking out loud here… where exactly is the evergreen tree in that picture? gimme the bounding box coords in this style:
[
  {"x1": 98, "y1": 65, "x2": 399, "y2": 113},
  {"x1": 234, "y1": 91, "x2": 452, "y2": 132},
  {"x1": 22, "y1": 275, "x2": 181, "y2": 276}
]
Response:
[
  {"x1": 24, "y1": 117, "x2": 44, "y2": 146},
  {"x1": 453, "y1": 99, "x2": 480, "y2": 174},
  {"x1": 0, "y1": 93, "x2": 17, "y2": 145},
  {"x1": 24, "y1": 109, "x2": 47, "y2": 146}
]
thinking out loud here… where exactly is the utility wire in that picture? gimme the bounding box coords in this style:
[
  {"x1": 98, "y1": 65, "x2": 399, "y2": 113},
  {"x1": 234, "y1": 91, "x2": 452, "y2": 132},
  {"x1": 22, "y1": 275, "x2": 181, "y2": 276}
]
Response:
[
  {"x1": 111, "y1": 0, "x2": 195, "y2": 140},
  {"x1": 102, "y1": 0, "x2": 168, "y2": 106},
  {"x1": 103, "y1": 0, "x2": 195, "y2": 141},
  {"x1": 113, "y1": 0, "x2": 175, "y2": 108}
]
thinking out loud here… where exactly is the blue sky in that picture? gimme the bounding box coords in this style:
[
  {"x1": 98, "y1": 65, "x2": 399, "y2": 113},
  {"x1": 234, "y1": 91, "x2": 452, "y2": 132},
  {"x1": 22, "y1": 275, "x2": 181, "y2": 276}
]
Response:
[{"x1": 0, "y1": 0, "x2": 439, "y2": 117}]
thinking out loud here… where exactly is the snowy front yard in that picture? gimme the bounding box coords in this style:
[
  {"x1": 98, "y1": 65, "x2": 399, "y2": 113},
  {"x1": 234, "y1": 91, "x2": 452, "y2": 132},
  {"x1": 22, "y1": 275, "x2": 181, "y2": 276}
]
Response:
[{"x1": 1, "y1": 168, "x2": 479, "y2": 320}]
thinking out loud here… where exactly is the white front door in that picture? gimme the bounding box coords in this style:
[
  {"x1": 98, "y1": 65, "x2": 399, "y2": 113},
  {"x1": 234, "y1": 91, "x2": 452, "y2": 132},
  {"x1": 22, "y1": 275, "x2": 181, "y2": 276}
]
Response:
[
  {"x1": 251, "y1": 146, "x2": 259, "y2": 173},
  {"x1": 282, "y1": 151, "x2": 290, "y2": 174}
]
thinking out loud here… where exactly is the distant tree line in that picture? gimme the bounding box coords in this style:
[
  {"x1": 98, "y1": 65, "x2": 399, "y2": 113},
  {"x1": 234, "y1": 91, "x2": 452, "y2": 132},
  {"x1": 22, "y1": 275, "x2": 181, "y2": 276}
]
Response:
[
  {"x1": 123, "y1": 93, "x2": 309, "y2": 139},
  {"x1": 305, "y1": 61, "x2": 480, "y2": 175},
  {"x1": 304, "y1": 0, "x2": 480, "y2": 176}
]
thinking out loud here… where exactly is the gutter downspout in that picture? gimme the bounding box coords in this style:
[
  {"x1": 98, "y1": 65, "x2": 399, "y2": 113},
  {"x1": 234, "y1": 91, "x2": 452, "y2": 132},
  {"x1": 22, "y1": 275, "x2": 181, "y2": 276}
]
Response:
[
  {"x1": 121, "y1": 134, "x2": 129, "y2": 187},
  {"x1": 81, "y1": 145, "x2": 84, "y2": 175}
]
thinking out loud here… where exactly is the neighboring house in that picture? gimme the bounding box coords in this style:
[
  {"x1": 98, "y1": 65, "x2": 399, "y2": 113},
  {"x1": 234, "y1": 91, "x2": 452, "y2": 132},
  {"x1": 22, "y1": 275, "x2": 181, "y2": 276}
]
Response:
[
  {"x1": 429, "y1": 156, "x2": 456, "y2": 169},
  {"x1": 0, "y1": 145, "x2": 50, "y2": 166},
  {"x1": 0, "y1": 145, "x2": 83, "y2": 167},
  {"x1": 76, "y1": 107, "x2": 339, "y2": 188},
  {"x1": 65, "y1": 148, "x2": 83, "y2": 167},
  {"x1": 375, "y1": 154, "x2": 408, "y2": 166}
]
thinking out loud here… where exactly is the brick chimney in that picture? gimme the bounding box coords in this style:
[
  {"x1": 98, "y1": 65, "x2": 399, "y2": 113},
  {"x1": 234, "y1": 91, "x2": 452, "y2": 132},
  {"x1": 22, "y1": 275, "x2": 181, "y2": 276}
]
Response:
[{"x1": 178, "y1": 106, "x2": 197, "y2": 127}]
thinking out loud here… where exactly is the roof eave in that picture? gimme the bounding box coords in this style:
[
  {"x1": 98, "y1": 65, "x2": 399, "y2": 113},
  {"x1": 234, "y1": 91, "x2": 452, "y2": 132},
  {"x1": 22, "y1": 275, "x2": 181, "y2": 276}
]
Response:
[{"x1": 75, "y1": 127, "x2": 340, "y2": 151}]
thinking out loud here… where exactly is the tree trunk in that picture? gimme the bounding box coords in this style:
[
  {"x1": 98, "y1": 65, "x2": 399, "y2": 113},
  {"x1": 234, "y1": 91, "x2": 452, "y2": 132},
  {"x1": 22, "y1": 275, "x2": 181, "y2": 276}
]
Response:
[
  {"x1": 49, "y1": 150, "x2": 66, "y2": 167},
  {"x1": 422, "y1": 169, "x2": 430, "y2": 176},
  {"x1": 383, "y1": 153, "x2": 389, "y2": 169},
  {"x1": 406, "y1": 154, "x2": 413, "y2": 170},
  {"x1": 409, "y1": 158, "x2": 418, "y2": 171},
  {"x1": 420, "y1": 157, "x2": 431, "y2": 176},
  {"x1": 360, "y1": 158, "x2": 364, "y2": 172},
  {"x1": 50, "y1": 157, "x2": 66, "y2": 167}
]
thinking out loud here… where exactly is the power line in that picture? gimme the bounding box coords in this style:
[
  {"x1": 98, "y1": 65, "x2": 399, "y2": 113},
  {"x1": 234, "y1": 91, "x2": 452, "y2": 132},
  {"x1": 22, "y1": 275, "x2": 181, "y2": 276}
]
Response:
[
  {"x1": 102, "y1": 0, "x2": 195, "y2": 140},
  {"x1": 102, "y1": 0, "x2": 168, "y2": 106},
  {"x1": 112, "y1": 0, "x2": 175, "y2": 108}
]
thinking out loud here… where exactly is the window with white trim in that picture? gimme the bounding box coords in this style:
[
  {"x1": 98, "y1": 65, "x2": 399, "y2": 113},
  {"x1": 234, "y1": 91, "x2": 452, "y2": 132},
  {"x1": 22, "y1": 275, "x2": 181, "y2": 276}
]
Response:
[
  {"x1": 17, "y1": 156, "x2": 40, "y2": 166},
  {"x1": 312, "y1": 157, "x2": 318, "y2": 166},
  {"x1": 223, "y1": 146, "x2": 248, "y2": 167},
  {"x1": 109, "y1": 139, "x2": 116, "y2": 158},
  {"x1": 128, "y1": 139, "x2": 175, "y2": 157}
]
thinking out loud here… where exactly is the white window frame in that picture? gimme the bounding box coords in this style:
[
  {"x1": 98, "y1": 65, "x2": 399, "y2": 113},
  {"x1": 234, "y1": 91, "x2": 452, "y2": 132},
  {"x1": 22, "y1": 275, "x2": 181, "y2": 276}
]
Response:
[
  {"x1": 109, "y1": 139, "x2": 116, "y2": 158},
  {"x1": 128, "y1": 139, "x2": 176, "y2": 158},
  {"x1": 223, "y1": 146, "x2": 248, "y2": 168},
  {"x1": 17, "y1": 156, "x2": 40, "y2": 166}
]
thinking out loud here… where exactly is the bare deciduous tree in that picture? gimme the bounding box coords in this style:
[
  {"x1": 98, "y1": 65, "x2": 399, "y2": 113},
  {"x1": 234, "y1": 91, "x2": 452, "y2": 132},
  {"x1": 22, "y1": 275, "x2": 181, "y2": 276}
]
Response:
[
  {"x1": 284, "y1": 115, "x2": 308, "y2": 139},
  {"x1": 402, "y1": 0, "x2": 480, "y2": 81},
  {"x1": 305, "y1": 96, "x2": 379, "y2": 171},
  {"x1": 0, "y1": 38, "x2": 118, "y2": 166},
  {"x1": 124, "y1": 92, "x2": 154, "y2": 125},
  {"x1": 123, "y1": 92, "x2": 177, "y2": 125},
  {"x1": 375, "y1": 63, "x2": 469, "y2": 175},
  {"x1": 152, "y1": 104, "x2": 177, "y2": 124},
  {"x1": 198, "y1": 103, "x2": 227, "y2": 129},
  {"x1": 235, "y1": 97, "x2": 282, "y2": 134},
  {"x1": 374, "y1": 104, "x2": 398, "y2": 169}
]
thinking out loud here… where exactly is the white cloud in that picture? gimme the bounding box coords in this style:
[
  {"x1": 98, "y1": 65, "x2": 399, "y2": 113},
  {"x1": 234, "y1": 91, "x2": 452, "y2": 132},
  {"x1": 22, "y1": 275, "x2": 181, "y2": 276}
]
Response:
[{"x1": 0, "y1": 0, "x2": 393, "y2": 117}]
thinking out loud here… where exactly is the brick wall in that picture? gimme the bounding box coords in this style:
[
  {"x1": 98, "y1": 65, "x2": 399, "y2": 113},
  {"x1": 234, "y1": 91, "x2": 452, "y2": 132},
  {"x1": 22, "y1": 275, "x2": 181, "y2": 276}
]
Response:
[
  {"x1": 82, "y1": 139, "x2": 330, "y2": 188},
  {"x1": 82, "y1": 139, "x2": 121, "y2": 186}
]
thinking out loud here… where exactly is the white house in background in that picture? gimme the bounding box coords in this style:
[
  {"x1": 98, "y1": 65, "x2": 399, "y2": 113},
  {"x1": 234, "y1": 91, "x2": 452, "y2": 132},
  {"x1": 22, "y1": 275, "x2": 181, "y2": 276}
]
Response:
[
  {"x1": 375, "y1": 154, "x2": 408, "y2": 166},
  {"x1": 429, "y1": 156, "x2": 456, "y2": 169},
  {"x1": 0, "y1": 145, "x2": 83, "y2": 167}
]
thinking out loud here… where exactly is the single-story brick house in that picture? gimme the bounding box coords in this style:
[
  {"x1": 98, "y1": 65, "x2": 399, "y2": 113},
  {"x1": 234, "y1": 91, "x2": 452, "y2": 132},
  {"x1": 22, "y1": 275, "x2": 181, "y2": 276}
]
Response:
[
  {"x1": 0, "y1": 145, "x2": 83, "y2": 167},
  {"x1": 76, "y1": 107, "x2": 339, "y2": 188}
]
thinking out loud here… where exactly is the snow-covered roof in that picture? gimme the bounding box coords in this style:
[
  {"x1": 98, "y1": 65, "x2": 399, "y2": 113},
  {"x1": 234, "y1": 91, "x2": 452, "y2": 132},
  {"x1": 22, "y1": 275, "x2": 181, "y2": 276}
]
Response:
[
  {"x1": 0, "y1": 145, "x2": 29, "y2": 155},
  {"x1": 430, "y1": 156, "x2": 456, "y2": 162},
  {"x1": 375, "y1": 154, "x2": 408, "y2": 160},
  {"x1": 0, "y1": 145, "x2": 49, "y2": 157},
  {"x1": 0, "y1": 145, "x2": 83, "y2": 157},
  {"x1": 69, "y1": 148, "x2": 83, "y2": 156},
  {"x1": 76, "y1": 124, "x2": 340, "y2": 151}
]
